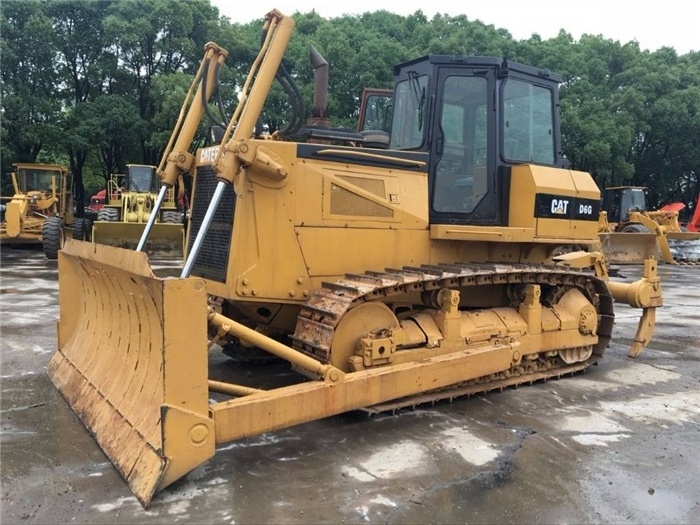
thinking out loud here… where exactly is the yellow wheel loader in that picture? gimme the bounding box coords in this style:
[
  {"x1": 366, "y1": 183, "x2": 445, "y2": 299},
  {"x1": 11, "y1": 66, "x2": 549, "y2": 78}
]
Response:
[
  {"x1": 0, "y1": 162, "x2": 81, "y2": 259},
  {"x1": 598, "y1": 186, "x2": 700, "y2": 264},
  {"x1": 90, "y1": 164, "x2": 185, "y2": 258},
  {"x1": 49, "y1": 10, "x2": 665, "y2": 508}
]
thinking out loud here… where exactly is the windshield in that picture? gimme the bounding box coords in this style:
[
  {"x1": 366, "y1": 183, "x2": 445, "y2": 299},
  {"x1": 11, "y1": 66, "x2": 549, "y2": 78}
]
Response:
[
  {"x1": 19, "y1": 168, "x2": 62, "y2": 192},
  {"x1": 126, "y1": 165, "x2": 157, "y2": 192},
  {"x1": 360, "y1": 93, "x2": 393, "y2": 133},
  {"x1": 502, "y1": 79, "x2": 555, "y2": 165},
  {"x1": 389, "y1": 72, "x2": 428, "y2": 149},
  {"x1": 627, "y1": 188, "x2": 646, "y2": 212}
]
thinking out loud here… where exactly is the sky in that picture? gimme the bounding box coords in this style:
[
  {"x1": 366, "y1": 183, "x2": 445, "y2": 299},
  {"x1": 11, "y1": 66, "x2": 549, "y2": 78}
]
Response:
[{"x1": 210, "y1": 0, "x2": 699, "y2": 55}]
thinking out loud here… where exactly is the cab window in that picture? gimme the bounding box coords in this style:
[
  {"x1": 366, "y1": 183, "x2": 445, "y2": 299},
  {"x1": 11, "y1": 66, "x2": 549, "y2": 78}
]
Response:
[
  {"x1": 503, "y1": 79, "x2": 555, "y2": 165},
  {"x1": 389, "y1": 73, "x2": 428, "y2": 150},
  {"x1": 433, "y1": 75, "x2": 488, "y2": 214}
]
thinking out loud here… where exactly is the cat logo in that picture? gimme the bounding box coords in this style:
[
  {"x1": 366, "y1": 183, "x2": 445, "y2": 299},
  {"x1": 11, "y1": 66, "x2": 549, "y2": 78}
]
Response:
[
  {"x1": 199, "y1": 146, "x2": 220, "y2": 163},
  {"x1": 551, "y1": 198, "x2": 569, "y2": 215}
]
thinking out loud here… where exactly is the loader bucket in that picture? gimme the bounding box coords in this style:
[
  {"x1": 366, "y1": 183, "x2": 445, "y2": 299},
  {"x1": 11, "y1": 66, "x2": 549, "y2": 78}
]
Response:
[
  {"x1": 92, "y1": 222, "x2": 184, "y2": 259},
  {"x1": 598, "y1": 232, "x2": 659, "y2": 264},
  {"x1": 666, "y1": 231, "x2": 700, "y2": 263},
  {"x1": 48, "y1": 240, "x2": 214, "y2": 508}
]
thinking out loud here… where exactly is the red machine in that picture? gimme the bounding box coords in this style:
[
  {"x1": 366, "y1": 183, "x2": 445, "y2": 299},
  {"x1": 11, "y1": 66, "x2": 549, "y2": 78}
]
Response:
[
  {"x1": 659, "y1": 193, "x2": 700, "y2": 232},
  {"x1": 88, "y1": 189, "x2": 106, "y2": 212}
]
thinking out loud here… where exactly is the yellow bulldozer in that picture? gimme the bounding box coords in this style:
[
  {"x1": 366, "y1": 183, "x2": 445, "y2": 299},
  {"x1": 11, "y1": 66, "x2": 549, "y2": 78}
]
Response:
[
  {"x1": 0, "y1": 162, "x2": 85, "y2": 259},
  {"x1": 91, "y1": 164, "x2": 185, "y2": 257},
  {"x1": 598, "y1": 186, "x2": 700, "y2": 264},
  {"x1": 48, "y1": 10, "x2": 665, "y2": 508}
]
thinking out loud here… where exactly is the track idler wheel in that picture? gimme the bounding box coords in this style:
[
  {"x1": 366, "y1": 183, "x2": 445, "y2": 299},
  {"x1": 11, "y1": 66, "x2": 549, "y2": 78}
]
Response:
[{"x1": 330, "y1": 302, "x2": 400, "y2": 372}]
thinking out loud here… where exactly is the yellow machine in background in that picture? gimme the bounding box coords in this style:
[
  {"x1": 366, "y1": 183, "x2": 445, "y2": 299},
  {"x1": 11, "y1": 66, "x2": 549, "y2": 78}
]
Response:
[
  {"x1": 49, "y1": 10, "x2": 664, "y2": 508},
  {"x1": 91, "y1": 164, "x2": 184, "y2": 257},
  {"x1": 598, "y1": 186, "x2": 700, "y2": 264},
  {"x1": 0, "y1": 162, "x2": 80, "y2": 259}
]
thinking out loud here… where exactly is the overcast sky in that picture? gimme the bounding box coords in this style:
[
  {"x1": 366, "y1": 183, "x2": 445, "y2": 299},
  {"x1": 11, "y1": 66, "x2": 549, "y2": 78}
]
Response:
[{"x1": 210, "y1": 0, "x2": 699, "y2": 55}]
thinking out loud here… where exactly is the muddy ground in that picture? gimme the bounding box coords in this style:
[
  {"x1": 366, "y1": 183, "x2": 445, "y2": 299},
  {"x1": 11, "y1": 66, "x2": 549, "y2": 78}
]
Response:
[{"x1": 1, "y1": 245, "x2": 699, "y2": 524}]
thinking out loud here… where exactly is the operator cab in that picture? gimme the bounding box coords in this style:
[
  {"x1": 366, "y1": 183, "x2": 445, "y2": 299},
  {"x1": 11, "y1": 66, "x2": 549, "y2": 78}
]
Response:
[
  {"x1": 13, "y1": 164, "x2": 66, "y2": 193},
  {"x1": 389, "y1": 56, "x2": 564, "y2": 226},
  {"x1": 125, "y1": 164, "x2": 158, "y2": 193},
  {"x1": 602, "y1": 186, "x2": 648, "y2": 223}
]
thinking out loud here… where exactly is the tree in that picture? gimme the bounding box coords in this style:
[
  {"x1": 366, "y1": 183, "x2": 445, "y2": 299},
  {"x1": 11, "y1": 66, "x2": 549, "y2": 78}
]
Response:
[
  {"x1": 0, "y1": 0, "x2": 63, "y2": 171},
  {"x1": 47, "y1": 0, "x2": 115, "y2": 211},
  {"x1": 101, "y1": 0, "x2": 221, "y2": 163},
  {"x1": 1, "y1": 1, "x2": 699, "y2": 212}
]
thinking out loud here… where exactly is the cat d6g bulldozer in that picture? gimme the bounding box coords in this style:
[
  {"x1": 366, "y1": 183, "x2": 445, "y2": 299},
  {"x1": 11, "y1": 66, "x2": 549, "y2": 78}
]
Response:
[{"x1": 48, "y1": 10, "x2": 664, "y2": 508}]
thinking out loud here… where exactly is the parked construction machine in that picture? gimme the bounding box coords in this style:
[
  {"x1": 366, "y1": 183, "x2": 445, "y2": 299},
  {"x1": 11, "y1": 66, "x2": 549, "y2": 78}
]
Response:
[
  {"x1": 684, "y1": 193, "x2": 700, "y2": 232},
  {"x1": 657, "y1": 192, "x2": 700, "y2": 232},
  {"x1": 598, "y1": 186, "x2": 700, "y2": 264},
  {"x1": 0, "y1": 162, "x2": 84, "y2": 258},
  {"x1": 48, "y1": 10, "x2": 665, "y2": 508},
  {"x1": 90, "y1": 164, "x2": 185, "y2": 257},
  {"x1": 87, "y1": 189, "x2": 107, "y2": 213}
]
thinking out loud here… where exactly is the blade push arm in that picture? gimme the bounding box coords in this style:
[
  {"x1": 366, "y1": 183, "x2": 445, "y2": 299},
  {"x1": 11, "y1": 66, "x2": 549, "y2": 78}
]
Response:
[
  {"x1": 136, "y1": 42, "x2": 228, "y2": 252},
  {"x1": 181, "y1": 10, "x2": 295, "y2": 277}
]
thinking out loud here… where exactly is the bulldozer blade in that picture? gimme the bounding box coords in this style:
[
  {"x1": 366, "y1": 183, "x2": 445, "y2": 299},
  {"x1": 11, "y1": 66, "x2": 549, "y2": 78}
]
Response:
[
  {"x1": 48, "y1": 240, "x2": 214, "y2": 508},
  {"x1": 92, "y1": 222, "x2": 184, "y2": 259},
  {"x1": 598, "y1": 232, "x2": 659, "y2": 264}
]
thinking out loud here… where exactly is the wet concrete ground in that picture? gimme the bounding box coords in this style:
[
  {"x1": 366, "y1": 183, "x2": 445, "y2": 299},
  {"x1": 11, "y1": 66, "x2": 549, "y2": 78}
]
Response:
[{"x1": 1, "y1": 245, "x2": 699, "y2": 524}]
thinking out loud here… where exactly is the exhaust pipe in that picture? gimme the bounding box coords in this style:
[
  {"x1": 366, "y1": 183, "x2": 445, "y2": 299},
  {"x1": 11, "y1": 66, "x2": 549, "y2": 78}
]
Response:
[{"x1": 309, "y1": 45, "x2": 329, "y2": 126}]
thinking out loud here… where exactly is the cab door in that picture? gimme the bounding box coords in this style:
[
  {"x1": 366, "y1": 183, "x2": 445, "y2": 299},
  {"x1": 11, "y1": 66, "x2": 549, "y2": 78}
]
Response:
[{"x1": 429, "y1": 67, "x2": 498, "y2": 225}]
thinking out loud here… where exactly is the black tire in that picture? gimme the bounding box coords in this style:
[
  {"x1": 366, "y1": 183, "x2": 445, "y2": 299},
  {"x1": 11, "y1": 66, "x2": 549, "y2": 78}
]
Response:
[
  {"x1": 72, "y1": 217, "x2": 93, "y2": 241},
  {"x1": 42, "y1": 216, "x2": 64, "y2": 260},
  {"x1": 162, "y1": 210, "x2": 182, "y2": 224},
  {"x1": 551, "y1": 244, "x2": 585, "y2": 257},
  {"x1": 96, "y1": 207, "x2": 118, "y2": 222},
  {"x1": 621, "y1": 223, "x2": 649, "y2": 233},
  {"x1": 84, "y1": 209, "x2": 98, "y2": 222}
]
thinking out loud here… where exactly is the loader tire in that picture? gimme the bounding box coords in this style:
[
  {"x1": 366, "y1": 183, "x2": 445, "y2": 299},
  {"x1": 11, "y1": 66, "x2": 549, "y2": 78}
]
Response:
[
  {"x1": 162, "y1": 210, "x2": 182, "y2": 224},
  {"x1": 42, "y1": 216, "x2": 64, "y2": 260},
  {"x1": 97, "y1": 208, "x2": 118, "y2": 222},
  {"x1": 72, "y1": 217, "x2": 92, "y2": 241},
  {"x1": 552, "y1": 243, "x2": 585, "y2": 257},
  {"x1": 621, "y1": 223, "x2": 649, "y2": 233}
]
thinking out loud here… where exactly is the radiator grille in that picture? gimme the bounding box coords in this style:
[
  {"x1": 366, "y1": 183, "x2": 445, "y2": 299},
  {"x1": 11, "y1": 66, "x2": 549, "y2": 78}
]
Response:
[
  {"x1": 335, "y1": 175, "x2": 386, "y2": 198},
  {"x1": 330, "y1": 183, "x2": 394, "y2": 218},
  {"x1": 188, "y1": 165, "x2": 235, "y2": 283}
]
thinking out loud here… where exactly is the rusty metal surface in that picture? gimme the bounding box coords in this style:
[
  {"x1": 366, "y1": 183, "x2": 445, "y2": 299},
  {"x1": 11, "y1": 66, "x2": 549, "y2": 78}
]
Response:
[
  {"x1": 293, "y1": 262, "x2": 614, "y2": 363},
  {"x1": 47, "y1": 241, "x2": 212, "y2": 507}
]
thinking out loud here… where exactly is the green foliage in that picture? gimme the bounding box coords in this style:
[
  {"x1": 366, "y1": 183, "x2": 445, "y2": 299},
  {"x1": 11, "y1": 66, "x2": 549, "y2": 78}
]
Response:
[
  {"x1": 1, "y1": 1, "x2": 698, "y2": 211},
  {"x1": 1, "y1": 0, "x2": 62, "y2": 168}
]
